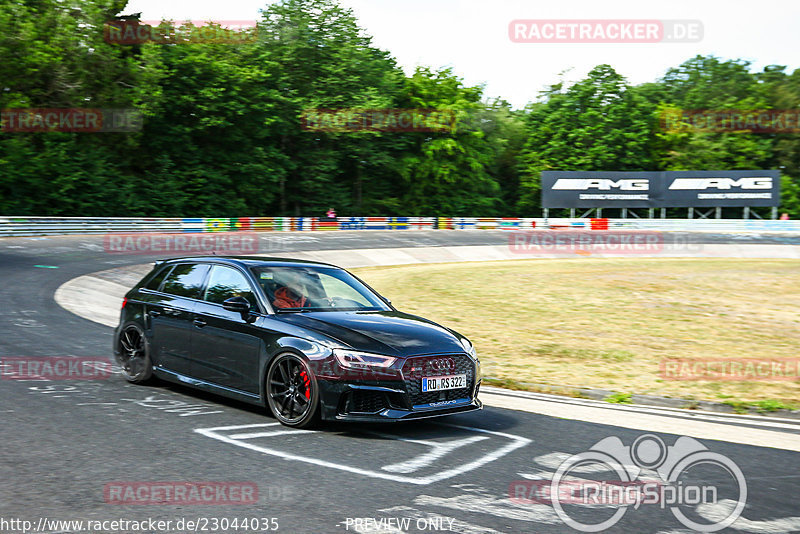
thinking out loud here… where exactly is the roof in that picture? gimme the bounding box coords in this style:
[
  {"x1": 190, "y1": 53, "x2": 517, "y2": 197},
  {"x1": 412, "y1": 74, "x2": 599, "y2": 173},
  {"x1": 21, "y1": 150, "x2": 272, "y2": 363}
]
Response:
[{"x1": 154, "y1": 256, "x2": 341, "y2": 269}]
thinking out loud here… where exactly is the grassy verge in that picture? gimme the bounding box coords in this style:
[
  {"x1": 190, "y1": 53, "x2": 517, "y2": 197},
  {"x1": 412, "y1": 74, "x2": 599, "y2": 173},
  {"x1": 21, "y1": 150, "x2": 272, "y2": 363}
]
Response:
[{"x1": 352, "y1": 258, "x2": 800, "y2": 405}]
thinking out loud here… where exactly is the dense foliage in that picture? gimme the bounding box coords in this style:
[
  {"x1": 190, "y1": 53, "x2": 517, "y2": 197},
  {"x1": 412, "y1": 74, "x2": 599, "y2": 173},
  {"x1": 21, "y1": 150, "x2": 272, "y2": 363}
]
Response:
[{"x1": 1, "y1": 0, "x2": 799, "y2": 217}]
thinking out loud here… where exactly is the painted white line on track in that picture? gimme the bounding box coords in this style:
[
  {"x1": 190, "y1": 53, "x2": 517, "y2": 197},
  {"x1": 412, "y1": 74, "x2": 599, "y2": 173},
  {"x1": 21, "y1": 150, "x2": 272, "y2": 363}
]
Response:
[
  {"x1": 480, "y1": 390, "x2": 800, "y2": 452},
  {"x1": 194, "y1": 423, "x2": 530, "y2": 485},
  {"x1": 380, "y1": 435, "x2": 489, "y2": 473},
  {"x1": 482, "y1": 386, "x2": 800, "y2": 429},
  {"x1": 412, "y1": 489, "x2": 561, "y2": 524},
  {"x1": 696, "y1": 499, "x2": 800, "y2": 533}
]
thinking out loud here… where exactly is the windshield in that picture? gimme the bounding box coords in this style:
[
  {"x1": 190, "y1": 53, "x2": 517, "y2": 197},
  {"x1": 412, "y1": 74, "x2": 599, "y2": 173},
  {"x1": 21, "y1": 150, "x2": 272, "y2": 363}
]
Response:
[{"x1": 251, "y1": 265, "x2": 390, "y2": 312}]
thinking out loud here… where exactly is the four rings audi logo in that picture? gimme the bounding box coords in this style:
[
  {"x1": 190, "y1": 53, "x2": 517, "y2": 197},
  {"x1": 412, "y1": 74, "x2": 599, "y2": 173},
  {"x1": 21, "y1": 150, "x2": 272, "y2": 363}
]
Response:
[{"x1": 428, "y1": 358, "x2": 456, "y2": 372}]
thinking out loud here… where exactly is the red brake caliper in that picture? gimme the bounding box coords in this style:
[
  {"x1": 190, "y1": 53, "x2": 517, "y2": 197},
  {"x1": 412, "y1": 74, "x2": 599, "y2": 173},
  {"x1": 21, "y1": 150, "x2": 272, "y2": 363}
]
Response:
[{"x1": 299, "y1": 370, "x2": 311, "y2": 399}]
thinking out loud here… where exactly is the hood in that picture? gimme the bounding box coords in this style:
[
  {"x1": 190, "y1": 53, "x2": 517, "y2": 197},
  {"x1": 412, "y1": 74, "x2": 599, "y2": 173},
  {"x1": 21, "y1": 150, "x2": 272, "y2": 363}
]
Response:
[{"x1": 274, "y1": 310, "x2": 466, "y2": 357}]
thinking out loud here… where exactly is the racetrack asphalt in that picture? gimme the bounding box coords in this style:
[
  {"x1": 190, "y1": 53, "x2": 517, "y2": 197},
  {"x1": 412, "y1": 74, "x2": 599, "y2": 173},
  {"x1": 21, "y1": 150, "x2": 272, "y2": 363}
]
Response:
[{"x1": 1, "y1": 231, "x2": 799, "y2": 534}]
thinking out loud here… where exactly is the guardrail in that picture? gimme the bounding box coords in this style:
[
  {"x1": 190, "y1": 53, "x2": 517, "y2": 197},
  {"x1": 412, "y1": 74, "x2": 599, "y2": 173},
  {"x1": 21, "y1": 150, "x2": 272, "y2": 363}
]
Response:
[{"x1": 1, "y1": 216, "x2": 799, "y2": 237}]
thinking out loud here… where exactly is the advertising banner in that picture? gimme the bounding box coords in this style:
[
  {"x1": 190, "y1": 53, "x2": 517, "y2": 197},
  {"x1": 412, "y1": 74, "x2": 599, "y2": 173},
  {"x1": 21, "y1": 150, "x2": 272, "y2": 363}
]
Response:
[{"x1": 541, "y1": 170, "x2": 780, "y2": 208}]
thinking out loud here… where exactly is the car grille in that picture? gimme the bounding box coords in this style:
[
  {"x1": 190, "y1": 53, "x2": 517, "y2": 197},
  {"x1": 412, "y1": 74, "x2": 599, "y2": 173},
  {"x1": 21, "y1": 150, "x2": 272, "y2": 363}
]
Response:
[{"x1": 402, "y1": 354, "x2": 476, "y2": 408}]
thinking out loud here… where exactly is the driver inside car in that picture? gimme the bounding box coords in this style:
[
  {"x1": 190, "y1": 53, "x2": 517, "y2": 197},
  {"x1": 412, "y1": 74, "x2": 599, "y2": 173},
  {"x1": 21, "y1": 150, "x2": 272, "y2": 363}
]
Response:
[{"x1": 272, "y1": 285, "x2": 307, "y2": 309}]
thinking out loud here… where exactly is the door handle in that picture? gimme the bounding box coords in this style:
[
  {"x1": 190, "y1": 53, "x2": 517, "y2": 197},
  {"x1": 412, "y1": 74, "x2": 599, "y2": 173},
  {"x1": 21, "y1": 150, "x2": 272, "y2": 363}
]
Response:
[
  {"x1": 193, "y1": 319, "x2": 207, "y2": 328},
  {"x1": 148, "y1": 310, "x2": 161, "y2": 317},
  {"x1": 163, "y1": 307, "x2": 177, "y2": 315}
]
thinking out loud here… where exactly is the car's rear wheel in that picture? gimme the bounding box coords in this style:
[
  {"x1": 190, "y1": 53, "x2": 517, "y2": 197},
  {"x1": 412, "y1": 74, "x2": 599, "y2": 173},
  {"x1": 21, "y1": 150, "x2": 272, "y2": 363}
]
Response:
[
  {"x1": 266, "y1": 353, "x2": 319, "y2": 428},
  {"x1": 117, "y1": 324, "x2": 153, "y2": 383}
]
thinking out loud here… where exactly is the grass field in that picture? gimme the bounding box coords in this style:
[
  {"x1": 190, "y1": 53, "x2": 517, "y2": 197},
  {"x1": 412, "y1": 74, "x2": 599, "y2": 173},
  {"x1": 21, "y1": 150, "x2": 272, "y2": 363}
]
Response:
[{"x1": 352, "y1": 258, "x2": 800, "y2": 408}]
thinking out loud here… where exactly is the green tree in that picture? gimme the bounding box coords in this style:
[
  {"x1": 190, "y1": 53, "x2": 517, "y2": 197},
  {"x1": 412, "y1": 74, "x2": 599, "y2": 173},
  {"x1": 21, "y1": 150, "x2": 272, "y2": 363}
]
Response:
[
  {"x1": 767, "y1": 67, "x2": 800, "y2": 217},
  {"x1": 255, "y1": 0, "x2": 405, "y2": 216},
  {"x1": 652, "y1": 56, "x2": 774, "y2": 172},
  {"x1": 393, "y1": 67, "x2": 501, "y2": 215},
  {"x1": 517, "y1": 65, "x2": 656, "y2": 214},
  {"x1": 0, "y1": 0, "x2": 140, "y2": 215},
  {"x1": 130, "y1": 24, "x2": 286, "y2": 216}
]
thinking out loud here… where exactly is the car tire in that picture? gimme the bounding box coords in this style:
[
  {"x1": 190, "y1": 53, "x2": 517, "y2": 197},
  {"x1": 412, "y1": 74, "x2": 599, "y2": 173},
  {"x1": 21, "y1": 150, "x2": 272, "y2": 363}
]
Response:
[
  {"x1": 266, "y1": 353, "x2": 320, "y2": 428},
  {"x1": 116, "y1": 323, "x2": 154, "y2": 384}
]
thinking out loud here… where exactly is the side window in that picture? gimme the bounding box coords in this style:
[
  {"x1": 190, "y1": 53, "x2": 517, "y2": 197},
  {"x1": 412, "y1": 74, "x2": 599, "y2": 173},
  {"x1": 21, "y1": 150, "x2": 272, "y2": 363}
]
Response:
[
  {"x1": 160, "y1": 264, "x2": 209, "y2": 299},
  {"x1": 144, "y1": 265, "x2": 173, "y2": 291},
  {"x1": 203, "y1": 265, "x2": 256, "y2": 307}
]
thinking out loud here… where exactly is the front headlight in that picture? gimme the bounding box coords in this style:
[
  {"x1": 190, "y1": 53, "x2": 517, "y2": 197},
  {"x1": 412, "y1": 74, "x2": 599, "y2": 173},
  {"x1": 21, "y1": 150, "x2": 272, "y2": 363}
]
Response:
[
  {"x1": 460, "y1": 338, "x2": 478, "y2": 360},
  {"x1": 333, "y1": 348, "x2": 397, "y2": 369}
]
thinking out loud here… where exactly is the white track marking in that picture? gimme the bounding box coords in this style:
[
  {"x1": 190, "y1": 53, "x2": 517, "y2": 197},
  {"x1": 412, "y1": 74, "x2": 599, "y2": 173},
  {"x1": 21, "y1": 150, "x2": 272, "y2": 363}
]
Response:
[
  {"x1": 516, "y1": 467, "x2": 659, "y2": 490},
  {"x1": 194, "y1": 423, "x2": 530, "y2": 485},
  {"x1": 481, "y1": 390, "x2": 800, "y2": 452},
  {"x1": 526, "y1": 451, "x2": 659, "y2": 478},
  {"x1": 380, "y1": 435, "x2": 489, "y2": 473},
  {"x1": 413, "y1": 489, "x2": 561, "y2": 523},
  {"x1": 228, "y1": 429, "x2": 318, "y2": 439},
  {"x1": 482, "y1": 387, "x2": 800, "y2": 429},
  {"x1": 697, "y1": 499, "x2": 800, "y2": 533}
]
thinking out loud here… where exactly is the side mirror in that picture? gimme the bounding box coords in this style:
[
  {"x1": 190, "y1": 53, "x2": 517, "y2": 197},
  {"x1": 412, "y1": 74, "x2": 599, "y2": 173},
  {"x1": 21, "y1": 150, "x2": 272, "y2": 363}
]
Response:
[{"x1": 223, "y1": 296, "x2": 251, "y2": 313}]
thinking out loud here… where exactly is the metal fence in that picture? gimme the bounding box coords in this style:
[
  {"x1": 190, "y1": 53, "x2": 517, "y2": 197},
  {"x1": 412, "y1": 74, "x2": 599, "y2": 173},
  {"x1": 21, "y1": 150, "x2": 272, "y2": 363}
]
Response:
[{"x1": 1, "y1": 216, "x2": 799, "y2": 237}]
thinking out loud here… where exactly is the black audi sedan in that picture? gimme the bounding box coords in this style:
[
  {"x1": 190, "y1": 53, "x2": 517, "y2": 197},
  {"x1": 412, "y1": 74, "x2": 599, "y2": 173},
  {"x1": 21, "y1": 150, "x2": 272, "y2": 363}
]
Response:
[{"x1": 113, "y1": 256, "x2": 481, "y2": 427}]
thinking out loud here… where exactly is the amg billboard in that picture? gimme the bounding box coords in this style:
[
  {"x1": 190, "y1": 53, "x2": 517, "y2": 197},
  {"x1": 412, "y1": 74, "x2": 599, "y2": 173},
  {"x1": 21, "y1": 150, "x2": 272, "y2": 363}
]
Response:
[{"x1": 541, "y1": 170, "x2": 780, "y2": 208}]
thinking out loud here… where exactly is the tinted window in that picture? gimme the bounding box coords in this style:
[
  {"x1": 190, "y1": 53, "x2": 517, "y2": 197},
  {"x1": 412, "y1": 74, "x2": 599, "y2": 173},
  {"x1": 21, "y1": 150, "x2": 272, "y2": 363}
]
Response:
[
  {"x1": 251, "y1": 265, "x2": 389, "y2": 311},
  {"x1": 203, "y1": 265, "x2": 256, "y2": 307},
  {"x1": 160, "y1": 264, "x2": 209, "y2": 298},
  {"x1": 318, "y1": 273, "x2": 372, "y2": 306},
  {"x1": 144, "y1": 265, "x2": 173, "y2": 291}
]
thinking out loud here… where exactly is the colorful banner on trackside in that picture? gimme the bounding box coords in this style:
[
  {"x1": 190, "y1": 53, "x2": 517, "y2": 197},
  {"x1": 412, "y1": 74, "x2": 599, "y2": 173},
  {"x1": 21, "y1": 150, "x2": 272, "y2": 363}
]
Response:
[
  {"x1": 3, "y1": 217, "x2": 800, "y2": 238},
  {"x1": 177, "y1": 217, "x2": 547, "y2": 232}
]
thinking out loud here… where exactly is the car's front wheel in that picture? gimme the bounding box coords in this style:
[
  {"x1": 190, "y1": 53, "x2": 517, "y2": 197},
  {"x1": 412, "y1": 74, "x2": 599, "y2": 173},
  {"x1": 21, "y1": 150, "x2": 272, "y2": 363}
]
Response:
[
  {"x1": 266, "y1": 353, "x2": 320, "y2": 428},
  {"x1": 116, "y1": 323, "x2": 153, "y2": 383}
]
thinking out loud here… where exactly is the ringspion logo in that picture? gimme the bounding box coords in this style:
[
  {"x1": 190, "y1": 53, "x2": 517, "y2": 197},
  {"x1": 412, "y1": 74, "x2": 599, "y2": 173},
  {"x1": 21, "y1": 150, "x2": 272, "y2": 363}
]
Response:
[{"x1": 510, "y1": 434, "x2": 746, "y2": 532}]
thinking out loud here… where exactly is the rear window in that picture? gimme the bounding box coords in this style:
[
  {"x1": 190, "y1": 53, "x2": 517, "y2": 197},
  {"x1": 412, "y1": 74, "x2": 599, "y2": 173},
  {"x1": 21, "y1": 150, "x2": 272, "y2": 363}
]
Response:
[{"x1": 160, "y1": 264, "x2": 210, "y2": 299}]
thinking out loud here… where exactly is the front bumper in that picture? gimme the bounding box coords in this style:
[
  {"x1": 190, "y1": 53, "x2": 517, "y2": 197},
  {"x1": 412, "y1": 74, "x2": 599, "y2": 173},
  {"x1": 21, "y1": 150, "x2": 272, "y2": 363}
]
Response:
[
  {"x1": 317, "y1": 353, "x2": 481, "y2": 422},
  {"x1": 331, "y1": 398, "x2": 482, "y2": 422}
]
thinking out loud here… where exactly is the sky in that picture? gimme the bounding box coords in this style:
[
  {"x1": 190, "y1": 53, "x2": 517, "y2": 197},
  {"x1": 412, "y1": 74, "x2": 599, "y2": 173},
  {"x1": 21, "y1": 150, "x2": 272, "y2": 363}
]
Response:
[{"x1": 123, "y1": 0, "x2": 800, "y2": 109}]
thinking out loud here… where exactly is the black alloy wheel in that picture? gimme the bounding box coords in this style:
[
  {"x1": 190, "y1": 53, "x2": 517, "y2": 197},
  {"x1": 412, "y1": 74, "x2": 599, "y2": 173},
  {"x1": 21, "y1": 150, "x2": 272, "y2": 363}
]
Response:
[
  {"x1": 117, "y1": 324, "x2": 153, "y2": 383},
  {"x1": 266, "y1": 353, "x2": 320, "y2": 428}
]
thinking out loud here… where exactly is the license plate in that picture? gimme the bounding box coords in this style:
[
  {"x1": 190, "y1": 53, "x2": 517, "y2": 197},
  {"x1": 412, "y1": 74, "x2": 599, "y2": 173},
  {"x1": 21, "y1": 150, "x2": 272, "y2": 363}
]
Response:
[{"x1": 422, "y1": 374, "x2": 467, "y2": 392}]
